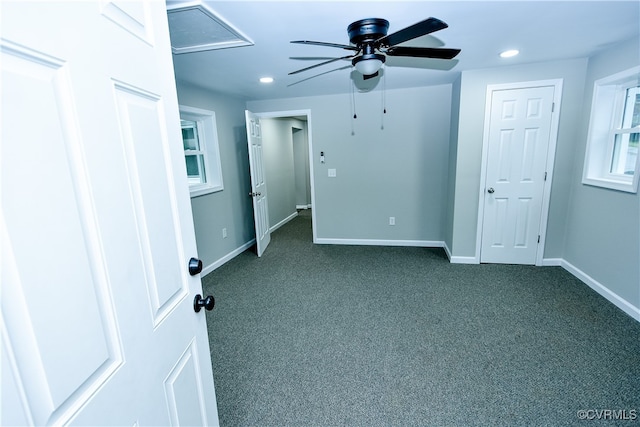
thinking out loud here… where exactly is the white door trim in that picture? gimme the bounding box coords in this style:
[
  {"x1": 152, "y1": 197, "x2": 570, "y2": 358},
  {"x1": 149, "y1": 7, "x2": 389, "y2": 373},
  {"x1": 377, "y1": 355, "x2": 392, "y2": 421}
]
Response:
[
  {"x1": 255, "y1": 109, "x2": 317, "y2": 243},
  {"x1": 475, "y1": 79, "x2": 563, "y2": 266}
]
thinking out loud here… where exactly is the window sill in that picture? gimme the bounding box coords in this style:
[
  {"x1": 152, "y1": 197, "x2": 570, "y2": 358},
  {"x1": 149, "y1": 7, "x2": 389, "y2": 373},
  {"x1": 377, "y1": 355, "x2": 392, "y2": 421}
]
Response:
[
  {"x1": 190, "y1": 184, "x2": 223, "y2": 198},
  {"x1": 582, "y1": 176, "x2": 638, "y2": 193}
]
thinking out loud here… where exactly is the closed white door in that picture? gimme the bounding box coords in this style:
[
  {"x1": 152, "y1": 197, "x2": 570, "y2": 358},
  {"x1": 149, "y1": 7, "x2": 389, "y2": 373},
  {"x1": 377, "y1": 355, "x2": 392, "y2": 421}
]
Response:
[
  {"x1": 480, "y1": 85, "x2": 556, "y2": 264},
  {"x1": 1, "y1": 1, "x2": 218, "y2": 425},
  {"x1": 245, "y1": 110, "x2": 271, "y2": 257}
]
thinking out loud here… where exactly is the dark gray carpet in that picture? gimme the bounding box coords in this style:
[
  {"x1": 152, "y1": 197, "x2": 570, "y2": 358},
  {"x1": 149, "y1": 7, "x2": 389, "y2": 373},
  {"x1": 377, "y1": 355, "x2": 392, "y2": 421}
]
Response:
[{"x1": 203, "y1": 210, "x2": 640, "y2": 426}]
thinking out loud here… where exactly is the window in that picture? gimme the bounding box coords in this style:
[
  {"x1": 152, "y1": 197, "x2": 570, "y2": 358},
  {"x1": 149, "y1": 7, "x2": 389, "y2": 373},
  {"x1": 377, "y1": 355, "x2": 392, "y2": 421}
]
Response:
[
  {"x1": 610, "y1": 85, "x2": 639, "y2": 176},
  {"x1": 582, "y1": 66, "x2": 640, "y2": 193},
  {"x1": 181, "y1": 119, "x2": 207, "y2": 185},
  {"x1": 179, "y1": 105, "x2": 223, "y2": 197}
]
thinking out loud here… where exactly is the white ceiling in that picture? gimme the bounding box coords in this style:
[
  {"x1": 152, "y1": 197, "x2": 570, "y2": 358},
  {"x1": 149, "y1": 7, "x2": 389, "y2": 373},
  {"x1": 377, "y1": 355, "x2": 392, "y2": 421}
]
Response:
[{"x1": 169, "y1": 0, "x2": 640, "y2": 101}]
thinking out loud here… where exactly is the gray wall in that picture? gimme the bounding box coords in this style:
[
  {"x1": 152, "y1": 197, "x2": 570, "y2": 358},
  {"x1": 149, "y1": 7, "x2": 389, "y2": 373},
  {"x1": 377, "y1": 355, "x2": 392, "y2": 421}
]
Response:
[
  {"x1": 450, "y1": 58, "x2": 588, "y2": 258},
  {"x1": 261, "y1": 117, "x2": 299, "y2": 228},
  {"x1": 175, "y1": 81, "x2": 254, "y2": 269},
  {"x1": 248, "y1": 84, "x2": 452, "y2": 242},
  {"x1": 563, "y1": 37, "x2": 640, "y2": 309}
]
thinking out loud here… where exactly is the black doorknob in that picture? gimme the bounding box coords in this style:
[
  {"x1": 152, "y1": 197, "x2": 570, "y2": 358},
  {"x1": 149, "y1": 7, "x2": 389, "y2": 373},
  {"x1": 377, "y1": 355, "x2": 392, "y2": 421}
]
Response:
[
  {"x1": 194, "y1": 294, "x2": 215, "y2": 312},
  {"x1": 188, "y1": 257, "x2": 203, "y2": 276}
]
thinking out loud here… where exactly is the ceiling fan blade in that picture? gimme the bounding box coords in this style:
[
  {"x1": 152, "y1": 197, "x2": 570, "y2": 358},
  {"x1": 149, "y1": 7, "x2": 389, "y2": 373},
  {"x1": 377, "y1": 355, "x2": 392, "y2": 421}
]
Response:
[
  {"x1": 385, "y1": 46, "x2": 461, "y2": 60},
  {"x1": 291, "y1": 40, "x2": 359, "y2": 51},
  {"x1": 289, "y1": 54, "x2": 356, "y2": 75},
  {"x1": 376, "y1": 17, "x2": 448, "y2": 47}
]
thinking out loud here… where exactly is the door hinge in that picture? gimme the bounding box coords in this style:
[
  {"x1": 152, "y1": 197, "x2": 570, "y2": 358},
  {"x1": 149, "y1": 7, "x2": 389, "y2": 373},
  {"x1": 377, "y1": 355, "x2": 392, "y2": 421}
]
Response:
[
  {"x1": 544, "y1": 171, "x2": 547, "y2": 181},
  {"x1": 551, "y1": 102, "x2": 555, "y2": 112},
  {"x1": 537, "y1": 235, "x2": 540, "y2": 243}
]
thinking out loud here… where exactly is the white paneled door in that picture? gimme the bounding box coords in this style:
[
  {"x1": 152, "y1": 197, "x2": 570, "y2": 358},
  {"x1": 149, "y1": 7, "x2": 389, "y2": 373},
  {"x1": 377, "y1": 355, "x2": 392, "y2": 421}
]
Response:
[
  {"x1": 480, "y1": 84, "x2": 558, "y2": 265},
  {"x1": 245, "y1": 110, "x2": 271, "y2": 257},
  {"x1": 1, "y1": 1, "x2": 218, "y2": 425}
]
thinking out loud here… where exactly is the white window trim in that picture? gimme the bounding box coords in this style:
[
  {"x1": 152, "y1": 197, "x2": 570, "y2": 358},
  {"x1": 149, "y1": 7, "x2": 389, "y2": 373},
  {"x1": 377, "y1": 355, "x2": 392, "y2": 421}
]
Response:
[
  {"x1": 582, "y1": 65, "x2": 640, "y2": 193},
  {"x1": 179, "y1": 105, "x2": 223, "y2": 197}
]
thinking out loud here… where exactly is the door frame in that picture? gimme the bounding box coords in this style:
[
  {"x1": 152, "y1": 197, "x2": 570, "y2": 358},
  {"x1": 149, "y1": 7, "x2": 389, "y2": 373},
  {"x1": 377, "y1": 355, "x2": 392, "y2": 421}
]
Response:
[
  {"x1": 475, "y1": 79, "x2": 563, "y2": 266},
  {"x1": 255, "y1": 109, "x2": 317, "y2": 243}
]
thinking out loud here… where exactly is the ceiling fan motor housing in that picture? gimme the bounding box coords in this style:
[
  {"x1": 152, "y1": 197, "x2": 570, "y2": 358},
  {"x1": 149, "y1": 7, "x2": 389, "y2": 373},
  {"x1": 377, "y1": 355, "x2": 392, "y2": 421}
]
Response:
[{"x1": 348, "y1": 18, "x2": 389, "y2": 45}]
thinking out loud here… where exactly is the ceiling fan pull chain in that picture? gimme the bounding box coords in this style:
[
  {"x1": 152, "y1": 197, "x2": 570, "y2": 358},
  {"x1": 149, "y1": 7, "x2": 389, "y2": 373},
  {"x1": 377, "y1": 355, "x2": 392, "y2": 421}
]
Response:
[
  {"x1": 351, "y1": 79, "x2": 357, "y2": 119},
  {"x1": 383, "y1": 69, "x2": 387, "y2": 114},
  {"x1": 350, "y1": 78, "x2": 357, "y2": 135},
  {"x1": 381, "y1": 70, "x2": 386, "y2": 130}
]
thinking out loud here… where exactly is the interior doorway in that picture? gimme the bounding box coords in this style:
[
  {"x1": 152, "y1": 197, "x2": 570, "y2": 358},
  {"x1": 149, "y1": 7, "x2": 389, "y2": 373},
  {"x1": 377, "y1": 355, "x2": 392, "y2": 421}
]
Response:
[{"x1": 252, "y1": 110, "x2": 316, "y2": 243}]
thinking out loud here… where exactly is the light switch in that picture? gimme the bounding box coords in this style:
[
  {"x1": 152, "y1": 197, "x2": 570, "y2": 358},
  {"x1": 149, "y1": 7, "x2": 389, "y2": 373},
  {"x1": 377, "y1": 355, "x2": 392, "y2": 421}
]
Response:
[{"x1": 328, "y1": 169, "x2": 337, "y2": 177}]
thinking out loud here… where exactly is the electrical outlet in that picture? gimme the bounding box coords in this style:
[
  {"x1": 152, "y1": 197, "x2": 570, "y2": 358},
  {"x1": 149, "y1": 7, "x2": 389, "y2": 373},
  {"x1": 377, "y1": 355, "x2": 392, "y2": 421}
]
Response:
[
  {"x1": 389, "y1": 217, "x2": 395, "y2": 226},
  {"x1": 222, "y1": 228, "x2": 227, "y2": 238},
  {"x1": 328, "y1": 168, "x2": 337, "y2": 177}
]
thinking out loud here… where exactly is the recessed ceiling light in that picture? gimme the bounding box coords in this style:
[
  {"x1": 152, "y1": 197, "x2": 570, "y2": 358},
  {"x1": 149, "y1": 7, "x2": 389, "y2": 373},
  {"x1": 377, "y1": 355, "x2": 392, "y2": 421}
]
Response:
[
  {"x1": 500, "y1": 49, "x2": 519, "y2": 58},
  {"x1": 259, "y1": 77, "x2": 274, "y2": 83}
]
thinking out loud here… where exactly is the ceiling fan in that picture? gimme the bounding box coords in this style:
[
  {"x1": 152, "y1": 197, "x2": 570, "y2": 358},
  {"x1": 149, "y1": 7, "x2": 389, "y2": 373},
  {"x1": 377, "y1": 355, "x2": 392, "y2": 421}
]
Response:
[{"x1": 289, "y1": 17, "x2": 461, "y2": 79}]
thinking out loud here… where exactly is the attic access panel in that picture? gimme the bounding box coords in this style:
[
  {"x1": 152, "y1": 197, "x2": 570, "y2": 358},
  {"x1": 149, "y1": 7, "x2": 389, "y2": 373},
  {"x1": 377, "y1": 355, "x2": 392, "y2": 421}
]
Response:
[{"x1": 166, "y1": 1, "x2": 253, "y2": 54}]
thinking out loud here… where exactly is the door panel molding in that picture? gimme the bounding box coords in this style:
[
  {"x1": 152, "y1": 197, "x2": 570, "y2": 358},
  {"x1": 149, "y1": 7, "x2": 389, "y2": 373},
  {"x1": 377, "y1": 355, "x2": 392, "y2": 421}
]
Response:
[
  {"x1": 100, "y1": 0, "x2": 154, "y2": 46},
  {"x1": 163, "y1": 339, "x2": 209, "y2": 426},
  {"x1": 113, "y1": 81, "x2": 188, "y2": 326},
  {"x1": 1, "y1": 42, "x2": 124, "y2": 425}
]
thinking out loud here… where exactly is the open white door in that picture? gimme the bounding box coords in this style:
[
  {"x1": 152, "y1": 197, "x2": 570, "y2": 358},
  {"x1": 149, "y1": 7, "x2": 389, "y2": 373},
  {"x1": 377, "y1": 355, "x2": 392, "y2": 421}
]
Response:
[
  {"x1": 480, "y1": 84, "x2": 558, "y2": 265},
  {"x1": 1, "y1": 1, "x2": 218, "y2": 425},
  {"x1": 245, "y1": 110, "x2": 271, "y2": 256}
]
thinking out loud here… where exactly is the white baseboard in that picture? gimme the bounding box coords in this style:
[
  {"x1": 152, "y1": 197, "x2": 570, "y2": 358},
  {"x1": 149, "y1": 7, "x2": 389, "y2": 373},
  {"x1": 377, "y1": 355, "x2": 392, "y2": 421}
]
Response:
[
  {"x1": 443, "y1": 241, "x2": 452, "y2": 260},
  {"x1": 201, "y1": 238, "x2": 639, "y2": 322},
  {"x1": 442, "y1": 241, "x2": 479, "y2": 264},
  {"x1": 449, "y1": 256, "x2": 479, "y2": 264},
  {"x1": 560, "y1": 259, "x2": 640, "y2": 322},
  {"x1": 315, "y1": 238, "x2": 445, "y2": 248},
  {"x1": 296, "y1": 204, "x2": 312, "y2": 210},
  {"x1": 201, "y1": 239, "x2": 256, "y2": 276},
  {"x1": 270, "y1": 211, "x2": 298, "y2": 233}
]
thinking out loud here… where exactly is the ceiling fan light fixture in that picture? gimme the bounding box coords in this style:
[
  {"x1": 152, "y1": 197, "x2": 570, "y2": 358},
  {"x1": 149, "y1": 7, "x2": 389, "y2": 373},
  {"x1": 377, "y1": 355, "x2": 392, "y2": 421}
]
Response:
[{"x1": 352, "y1": 53, "x2": 385, "y2": 76}]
